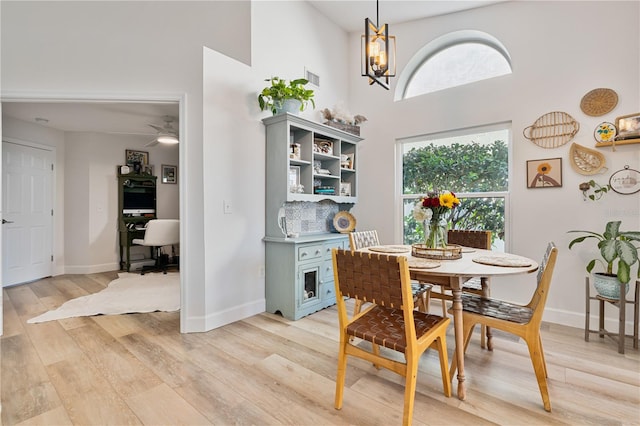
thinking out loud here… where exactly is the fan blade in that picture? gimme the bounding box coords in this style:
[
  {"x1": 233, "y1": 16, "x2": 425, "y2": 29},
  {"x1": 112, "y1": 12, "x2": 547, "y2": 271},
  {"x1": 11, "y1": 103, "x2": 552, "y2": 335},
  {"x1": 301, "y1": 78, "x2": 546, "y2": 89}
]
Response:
[
  {"x1": 148, "y1": 124, "x2": 164, "y2": 132},
  {"x1": 145, "y1": 139, "x2": 159, "y2": 147}
]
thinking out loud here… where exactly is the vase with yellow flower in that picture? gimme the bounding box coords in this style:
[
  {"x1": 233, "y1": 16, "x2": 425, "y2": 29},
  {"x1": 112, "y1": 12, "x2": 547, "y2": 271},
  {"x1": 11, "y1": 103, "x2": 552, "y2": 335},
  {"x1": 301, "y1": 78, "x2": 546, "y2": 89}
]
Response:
[{"x1": 412, "y1": 190, "x2": 461, "y2": 258}]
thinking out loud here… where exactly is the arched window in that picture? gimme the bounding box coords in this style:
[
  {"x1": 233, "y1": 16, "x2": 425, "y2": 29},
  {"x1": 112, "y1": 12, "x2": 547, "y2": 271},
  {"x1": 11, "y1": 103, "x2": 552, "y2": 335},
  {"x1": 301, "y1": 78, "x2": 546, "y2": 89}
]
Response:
[{"x1": 395, "y1": 31, "x2": 512, "y2": 101}]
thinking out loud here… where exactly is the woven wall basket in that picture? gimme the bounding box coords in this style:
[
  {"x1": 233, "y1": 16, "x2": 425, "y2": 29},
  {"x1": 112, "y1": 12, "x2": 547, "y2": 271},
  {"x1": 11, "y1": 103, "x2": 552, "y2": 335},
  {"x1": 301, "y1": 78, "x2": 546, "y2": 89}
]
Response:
[
  {"x1": 580, "y1": 88, "x2": 618, "y2": 117},
  {"x1": 569, "y1": 143, "x2": 607, "y2": 175},
  {"x1": 523, "y1": 111, "x2": 579, "y2": 148}
]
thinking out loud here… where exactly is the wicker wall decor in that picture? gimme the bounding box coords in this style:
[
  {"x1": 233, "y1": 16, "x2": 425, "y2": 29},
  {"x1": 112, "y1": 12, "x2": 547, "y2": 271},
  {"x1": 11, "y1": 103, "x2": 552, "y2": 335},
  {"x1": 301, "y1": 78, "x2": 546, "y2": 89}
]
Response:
[
  {"x1": 569, "y1": 143, "x2": 607, "y2": 175},
  {"x1": 580, "y1": 88, "x2": 618, "y2": 117},
  {"x1": 523, "y1": 111, "x2": 579, "y2": 148}
]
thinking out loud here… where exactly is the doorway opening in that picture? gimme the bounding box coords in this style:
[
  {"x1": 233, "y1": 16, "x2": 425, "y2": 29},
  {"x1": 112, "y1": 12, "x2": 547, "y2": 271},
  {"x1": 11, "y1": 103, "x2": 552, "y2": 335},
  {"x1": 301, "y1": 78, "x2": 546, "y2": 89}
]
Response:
[{"x1": 1, "y1": 96, "x2": 185, "y2": 330}]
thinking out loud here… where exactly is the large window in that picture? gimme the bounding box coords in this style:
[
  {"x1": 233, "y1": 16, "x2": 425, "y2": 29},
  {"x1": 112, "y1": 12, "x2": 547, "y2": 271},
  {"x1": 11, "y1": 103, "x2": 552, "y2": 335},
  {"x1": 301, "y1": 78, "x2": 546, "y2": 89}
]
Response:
[{"x1": 398, "y1": 125, "x2": 510, "y2": 251}]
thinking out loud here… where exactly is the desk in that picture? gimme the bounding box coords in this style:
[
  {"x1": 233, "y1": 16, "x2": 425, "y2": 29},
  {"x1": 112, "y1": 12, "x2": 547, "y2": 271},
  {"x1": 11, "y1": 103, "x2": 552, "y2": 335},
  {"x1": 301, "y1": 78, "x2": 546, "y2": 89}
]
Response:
[
  {"x1": 119, "y1": 228, "x2": 146, "y2": 272},
  {"x1": 360, "y1": 246, "x2": 538, "y2": 400}
]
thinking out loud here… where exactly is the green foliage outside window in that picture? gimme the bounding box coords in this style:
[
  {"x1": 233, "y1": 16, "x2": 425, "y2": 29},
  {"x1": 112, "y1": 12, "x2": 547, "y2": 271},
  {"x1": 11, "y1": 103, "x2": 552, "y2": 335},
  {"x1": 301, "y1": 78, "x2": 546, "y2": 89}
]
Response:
[{"x1": 402, "y1": 140, "x2": 508, "y2": 245}]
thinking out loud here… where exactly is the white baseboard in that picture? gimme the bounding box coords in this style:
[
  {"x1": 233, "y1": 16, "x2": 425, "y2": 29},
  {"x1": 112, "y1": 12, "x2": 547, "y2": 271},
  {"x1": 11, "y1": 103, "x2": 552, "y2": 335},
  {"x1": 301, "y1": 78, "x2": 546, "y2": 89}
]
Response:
[
  {"x1": 64, "y1": 262, "x2": 120, "y2": 275},
  {"x1": 181, "y1": 299, "x2": 266, "y2": 333}
]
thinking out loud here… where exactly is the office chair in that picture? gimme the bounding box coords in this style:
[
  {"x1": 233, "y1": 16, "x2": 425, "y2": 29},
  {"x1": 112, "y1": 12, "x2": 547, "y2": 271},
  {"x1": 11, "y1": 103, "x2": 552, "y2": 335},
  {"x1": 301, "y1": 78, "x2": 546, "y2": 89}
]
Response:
[{"x1": 132, "y1": 219, "x2": 180, "y2": 275}]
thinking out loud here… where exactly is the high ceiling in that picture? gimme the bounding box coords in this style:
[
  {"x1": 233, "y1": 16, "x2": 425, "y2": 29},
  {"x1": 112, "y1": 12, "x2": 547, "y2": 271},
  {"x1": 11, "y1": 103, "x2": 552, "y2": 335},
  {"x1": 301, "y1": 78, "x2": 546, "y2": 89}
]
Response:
[
  {"x1": 308, "y1": 0, "x2": 506, "y2": 32},
  {"x1": 1, "y1": 1, "x2": 504, "y2": 136}
]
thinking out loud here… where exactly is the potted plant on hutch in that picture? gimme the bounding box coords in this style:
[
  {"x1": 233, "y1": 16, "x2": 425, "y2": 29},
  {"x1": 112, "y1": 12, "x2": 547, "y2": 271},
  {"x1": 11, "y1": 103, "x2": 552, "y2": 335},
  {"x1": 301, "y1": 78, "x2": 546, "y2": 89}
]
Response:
[
  {"x1": 568, "y1": 220, "x2": 640, "y2": 299},
  {"x1": 258, "y1": 76, "x2": 315, "y2": 115}
]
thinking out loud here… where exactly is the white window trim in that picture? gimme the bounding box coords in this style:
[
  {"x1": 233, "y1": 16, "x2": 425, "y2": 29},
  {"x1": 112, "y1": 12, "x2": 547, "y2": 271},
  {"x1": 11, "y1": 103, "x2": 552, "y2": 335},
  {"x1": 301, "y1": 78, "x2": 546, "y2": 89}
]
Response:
[
  {"x1": 395, "y1": 123, "x2": 512, "y2": 251},
  {"x1": 394, "y1": 30, "x2": 512, "y2": 102}
]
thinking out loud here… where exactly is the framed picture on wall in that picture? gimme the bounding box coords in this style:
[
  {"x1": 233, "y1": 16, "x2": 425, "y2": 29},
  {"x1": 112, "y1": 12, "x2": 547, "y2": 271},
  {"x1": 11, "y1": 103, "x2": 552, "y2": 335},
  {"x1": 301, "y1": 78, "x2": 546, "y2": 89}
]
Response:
[
  {"x1": 527, "y1": 158, "x2": 562, "y2": 188},
  {"x1": 125, "y1": 149, "x2": 149, "y2": 167},
  {"x1": 162, "y1": 164, "x2": 177, "y2": 184}
]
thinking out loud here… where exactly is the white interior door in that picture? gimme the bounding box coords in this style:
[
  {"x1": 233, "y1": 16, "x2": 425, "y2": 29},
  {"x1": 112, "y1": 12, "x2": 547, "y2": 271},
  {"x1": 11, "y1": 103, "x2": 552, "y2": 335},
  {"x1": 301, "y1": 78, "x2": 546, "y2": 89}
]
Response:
[{"x1": 2, "y1": 140, "x2": 54, "y2": 287}]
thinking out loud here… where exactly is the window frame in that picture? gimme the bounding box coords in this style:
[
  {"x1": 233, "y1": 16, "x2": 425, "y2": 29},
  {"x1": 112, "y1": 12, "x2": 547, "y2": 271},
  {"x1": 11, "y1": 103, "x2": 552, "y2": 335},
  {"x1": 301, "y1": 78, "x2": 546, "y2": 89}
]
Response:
[
  {"x1": 395, "y1": 123, "x2": 512, "y2": 251},
  {"x1": 394, "y1": 30, "x2": 512, "y2": 102}
]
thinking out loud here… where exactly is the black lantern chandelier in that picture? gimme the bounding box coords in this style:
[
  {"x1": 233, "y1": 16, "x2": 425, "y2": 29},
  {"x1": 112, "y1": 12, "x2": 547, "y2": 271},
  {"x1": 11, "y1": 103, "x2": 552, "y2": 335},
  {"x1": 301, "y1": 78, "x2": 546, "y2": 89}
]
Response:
[{"x1": 361, "y1": 0, "x2": 396, "y2": 90}]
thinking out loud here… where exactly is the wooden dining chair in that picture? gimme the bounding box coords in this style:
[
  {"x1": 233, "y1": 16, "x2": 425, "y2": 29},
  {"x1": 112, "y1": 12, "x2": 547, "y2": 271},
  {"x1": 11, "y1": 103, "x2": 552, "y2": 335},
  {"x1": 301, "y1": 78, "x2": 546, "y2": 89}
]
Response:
[
  {"x1": 348, "y1": 230, "x2": 430, "y2": 314},
  {"x1": 332, "y1": 249, "x2": 451, "y2": 425},
  {"x1": 429, "y1": 229, "x2": 492, "y2": 348},
  {"x1": 450, "y1": 242, "x2": 558, "y2": 412}
]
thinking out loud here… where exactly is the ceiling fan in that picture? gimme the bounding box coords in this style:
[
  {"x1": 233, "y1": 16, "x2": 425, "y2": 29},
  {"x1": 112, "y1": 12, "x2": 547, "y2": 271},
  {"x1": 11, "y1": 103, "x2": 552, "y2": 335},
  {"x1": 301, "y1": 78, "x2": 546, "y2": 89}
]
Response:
[{"x1": 145, "y1": 116, "x2": 179, "y2": 147}]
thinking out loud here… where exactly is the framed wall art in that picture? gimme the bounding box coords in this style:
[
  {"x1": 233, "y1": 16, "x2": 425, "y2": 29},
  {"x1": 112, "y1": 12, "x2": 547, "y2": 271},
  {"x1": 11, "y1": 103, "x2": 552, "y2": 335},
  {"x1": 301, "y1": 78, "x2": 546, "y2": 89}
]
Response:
[
  {"x1": 615, "y1": 112, "x2": 640, "y2": 140},
  {"x1": 340, "y1": 182, "x2": 351, "y2": 196},
  {"x1": 609, "y1": 165, "x2": 640, "y2": 195},
  {"x1": 161, "y1": 164, "x2": 177, "y2": 184},
  {"x1": 125, "y1": 149, "x2": 149, "y2": 167},
  {"x1": 527, "y1": 158, "x2": 562, "y2": 188},
  {"x1": 289, "y1": 166, "x2": 301, "y2": 193}
]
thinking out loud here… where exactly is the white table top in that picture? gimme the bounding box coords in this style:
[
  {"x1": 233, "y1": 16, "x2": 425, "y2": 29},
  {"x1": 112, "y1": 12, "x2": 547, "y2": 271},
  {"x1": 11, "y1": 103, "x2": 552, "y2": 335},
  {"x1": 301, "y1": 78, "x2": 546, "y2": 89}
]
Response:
[{"x1": 360, "y1": 246, "x2": 539, "y2": 279}]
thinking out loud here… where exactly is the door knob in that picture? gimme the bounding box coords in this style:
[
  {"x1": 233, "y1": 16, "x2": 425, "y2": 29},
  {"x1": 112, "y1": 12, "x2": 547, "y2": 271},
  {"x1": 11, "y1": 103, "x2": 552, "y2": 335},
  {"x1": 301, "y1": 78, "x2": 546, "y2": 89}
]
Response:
[{"x1": 2, "y1": 219, "x2": 14, "y2": 224}]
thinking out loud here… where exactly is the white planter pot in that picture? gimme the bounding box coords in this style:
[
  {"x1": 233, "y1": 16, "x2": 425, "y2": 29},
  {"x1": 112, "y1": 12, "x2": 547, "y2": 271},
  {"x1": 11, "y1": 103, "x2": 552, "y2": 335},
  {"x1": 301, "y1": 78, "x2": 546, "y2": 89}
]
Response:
[{"x1": 592, "y1": 273, "x2": 629, "y2": 300}]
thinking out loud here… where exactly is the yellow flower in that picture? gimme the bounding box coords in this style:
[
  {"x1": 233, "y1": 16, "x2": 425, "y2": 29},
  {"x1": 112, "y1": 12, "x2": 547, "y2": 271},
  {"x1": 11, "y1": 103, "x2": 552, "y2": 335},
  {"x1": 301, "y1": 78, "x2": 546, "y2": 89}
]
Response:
[
  {"x1": 439, "y1": 192, "x2": 460, "y2": 209},
  {"x1": 537, "y1": 163, "x2": 551, "y2": 175}
]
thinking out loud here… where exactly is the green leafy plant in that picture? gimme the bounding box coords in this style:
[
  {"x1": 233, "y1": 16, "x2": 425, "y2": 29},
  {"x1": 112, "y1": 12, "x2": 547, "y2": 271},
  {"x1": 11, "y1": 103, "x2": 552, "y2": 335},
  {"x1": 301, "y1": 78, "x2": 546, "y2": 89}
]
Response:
[
  {"x1": 258, "y1": 77, "x2": 315, "y2": 115},
  {"x1": 579, "y1": 180, "x2": 610, "y2": 201},
  {"x1": 568, "y1": 220, "x2": 640, "y2": 284}
]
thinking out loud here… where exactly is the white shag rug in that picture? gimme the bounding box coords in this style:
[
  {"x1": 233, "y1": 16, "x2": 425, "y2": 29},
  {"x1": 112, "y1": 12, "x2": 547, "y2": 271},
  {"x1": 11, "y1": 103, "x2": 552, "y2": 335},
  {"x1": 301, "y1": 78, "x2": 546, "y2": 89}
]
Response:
[{"x1": 28, "y1": 272, "x2": 180, "y2": 324}]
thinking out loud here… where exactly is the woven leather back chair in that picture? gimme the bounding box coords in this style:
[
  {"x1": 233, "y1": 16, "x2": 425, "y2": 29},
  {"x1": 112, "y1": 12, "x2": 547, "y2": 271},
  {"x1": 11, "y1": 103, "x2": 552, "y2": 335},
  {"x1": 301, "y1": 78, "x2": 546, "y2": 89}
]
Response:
[
  {"x1": 430, "y1": 229, "x2": 492, "y2": 348},
  {"x1": 348, "y1": 230, "x2": 430, "y2": 313},
  {"x1": 348, "y1": 230, "x2": 380, "y2": 251},
  {"x1": 332, "y1": 249, "x2": 451, "y2": 425},
  {"x1": 450, "y1": 242, "x2": 558, "y2": 412}
]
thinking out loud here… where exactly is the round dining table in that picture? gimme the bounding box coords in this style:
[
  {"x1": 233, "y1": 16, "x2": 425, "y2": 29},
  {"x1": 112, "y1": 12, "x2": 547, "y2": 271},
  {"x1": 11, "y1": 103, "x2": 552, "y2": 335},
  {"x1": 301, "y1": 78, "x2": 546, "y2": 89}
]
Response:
[{"x1": 360, "y1": 245, "x2": 539, "y2": 400}]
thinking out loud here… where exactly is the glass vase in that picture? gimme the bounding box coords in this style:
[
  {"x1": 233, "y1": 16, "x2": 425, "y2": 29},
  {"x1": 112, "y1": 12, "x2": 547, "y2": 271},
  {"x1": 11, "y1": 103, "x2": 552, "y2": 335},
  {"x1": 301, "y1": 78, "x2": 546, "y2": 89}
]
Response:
[{"x1": 425, "y1": 216, "x2": 448, "y2": 249}]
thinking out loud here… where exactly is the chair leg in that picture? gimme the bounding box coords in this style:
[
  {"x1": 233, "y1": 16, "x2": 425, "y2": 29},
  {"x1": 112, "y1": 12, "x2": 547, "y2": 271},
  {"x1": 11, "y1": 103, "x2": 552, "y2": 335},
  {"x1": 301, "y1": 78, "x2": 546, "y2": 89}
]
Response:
[
  {"x1": 418, "y1": 290, "x2": 428, "y2": 313},
  {"x1": 434, "y1": 333, "x2": 452, "y2": 397},
  {"x1": 350, "y1": 299, "x2": 362, "y2": 343},
  {"x1": 538, "y1": 335, "x2": 548, "y2": 378},
  {"x1": 402, "y1": 352, "x2": 419, "y2": 426},
  {"x1": 481, "y1": 277, "x2": 493, "y2": 350},
  {"x1": 334, "y1": 336, "x2": 348, "y2": 410},
  {"x1": 525, "y1": 335, "x2": 551, "y2": 412},
  {"x1": 353, "y1": 299, "x2": 363, "y2": 317},
  {"x1": 372, "y1": 342, "x2": 381, "y2": 370}
]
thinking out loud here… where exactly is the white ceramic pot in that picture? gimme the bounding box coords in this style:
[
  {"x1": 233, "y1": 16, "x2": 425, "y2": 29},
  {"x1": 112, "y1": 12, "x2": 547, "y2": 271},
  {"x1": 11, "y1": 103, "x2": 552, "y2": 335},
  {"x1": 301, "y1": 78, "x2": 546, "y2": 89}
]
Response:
[{"x1": 592, "y1": 273, "x2": 629, "y2": 300}]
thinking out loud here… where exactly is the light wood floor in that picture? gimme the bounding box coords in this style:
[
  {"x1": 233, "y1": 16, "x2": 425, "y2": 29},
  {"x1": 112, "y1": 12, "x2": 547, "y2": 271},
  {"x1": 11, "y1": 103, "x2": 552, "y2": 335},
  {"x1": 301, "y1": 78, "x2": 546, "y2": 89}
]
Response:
[{"x1": 2, "y1": 272, "x2": 639, "y2": 425}]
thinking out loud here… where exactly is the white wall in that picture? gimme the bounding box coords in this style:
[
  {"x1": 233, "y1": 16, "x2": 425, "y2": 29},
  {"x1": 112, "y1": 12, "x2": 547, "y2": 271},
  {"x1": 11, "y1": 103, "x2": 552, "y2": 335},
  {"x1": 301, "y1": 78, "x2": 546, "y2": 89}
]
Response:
[
  {"x1": 1, "y1": 1, "x2": 251, "y2": 332},
  {"x1": 197, "y1": 1, "x2": 353, "y2": 329},
  {"x1": 348, "y1": 1, "x2": 640, "y2": 330},
  {"x1": 2, "y1": 118, "x2": 179, "y2": 274}
]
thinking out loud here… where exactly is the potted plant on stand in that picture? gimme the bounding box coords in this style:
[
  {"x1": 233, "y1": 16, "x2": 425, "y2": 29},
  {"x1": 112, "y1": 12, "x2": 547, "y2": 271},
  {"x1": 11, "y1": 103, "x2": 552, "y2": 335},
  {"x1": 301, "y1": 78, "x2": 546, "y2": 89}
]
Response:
[
  {"x1": 568, "y1": 220, "x2": 640, "y2": 299},
  {"x1": 258, "y1": 76, "x2": 315, "y2": 115}
]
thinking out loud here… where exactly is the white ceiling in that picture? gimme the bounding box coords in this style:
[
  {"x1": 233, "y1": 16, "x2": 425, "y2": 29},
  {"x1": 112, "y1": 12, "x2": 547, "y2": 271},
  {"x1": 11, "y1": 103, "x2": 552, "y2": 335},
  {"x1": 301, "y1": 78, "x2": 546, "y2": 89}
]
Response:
[
  {"x1": 2, "y1": 101, "x2": 179, "y2": 137},
  {"x1": 308, "y1": 0, "x2": 507, "y2": 32},
  {"x1": 1, "y1": 1, "x2": 503, "y2": 136}
]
